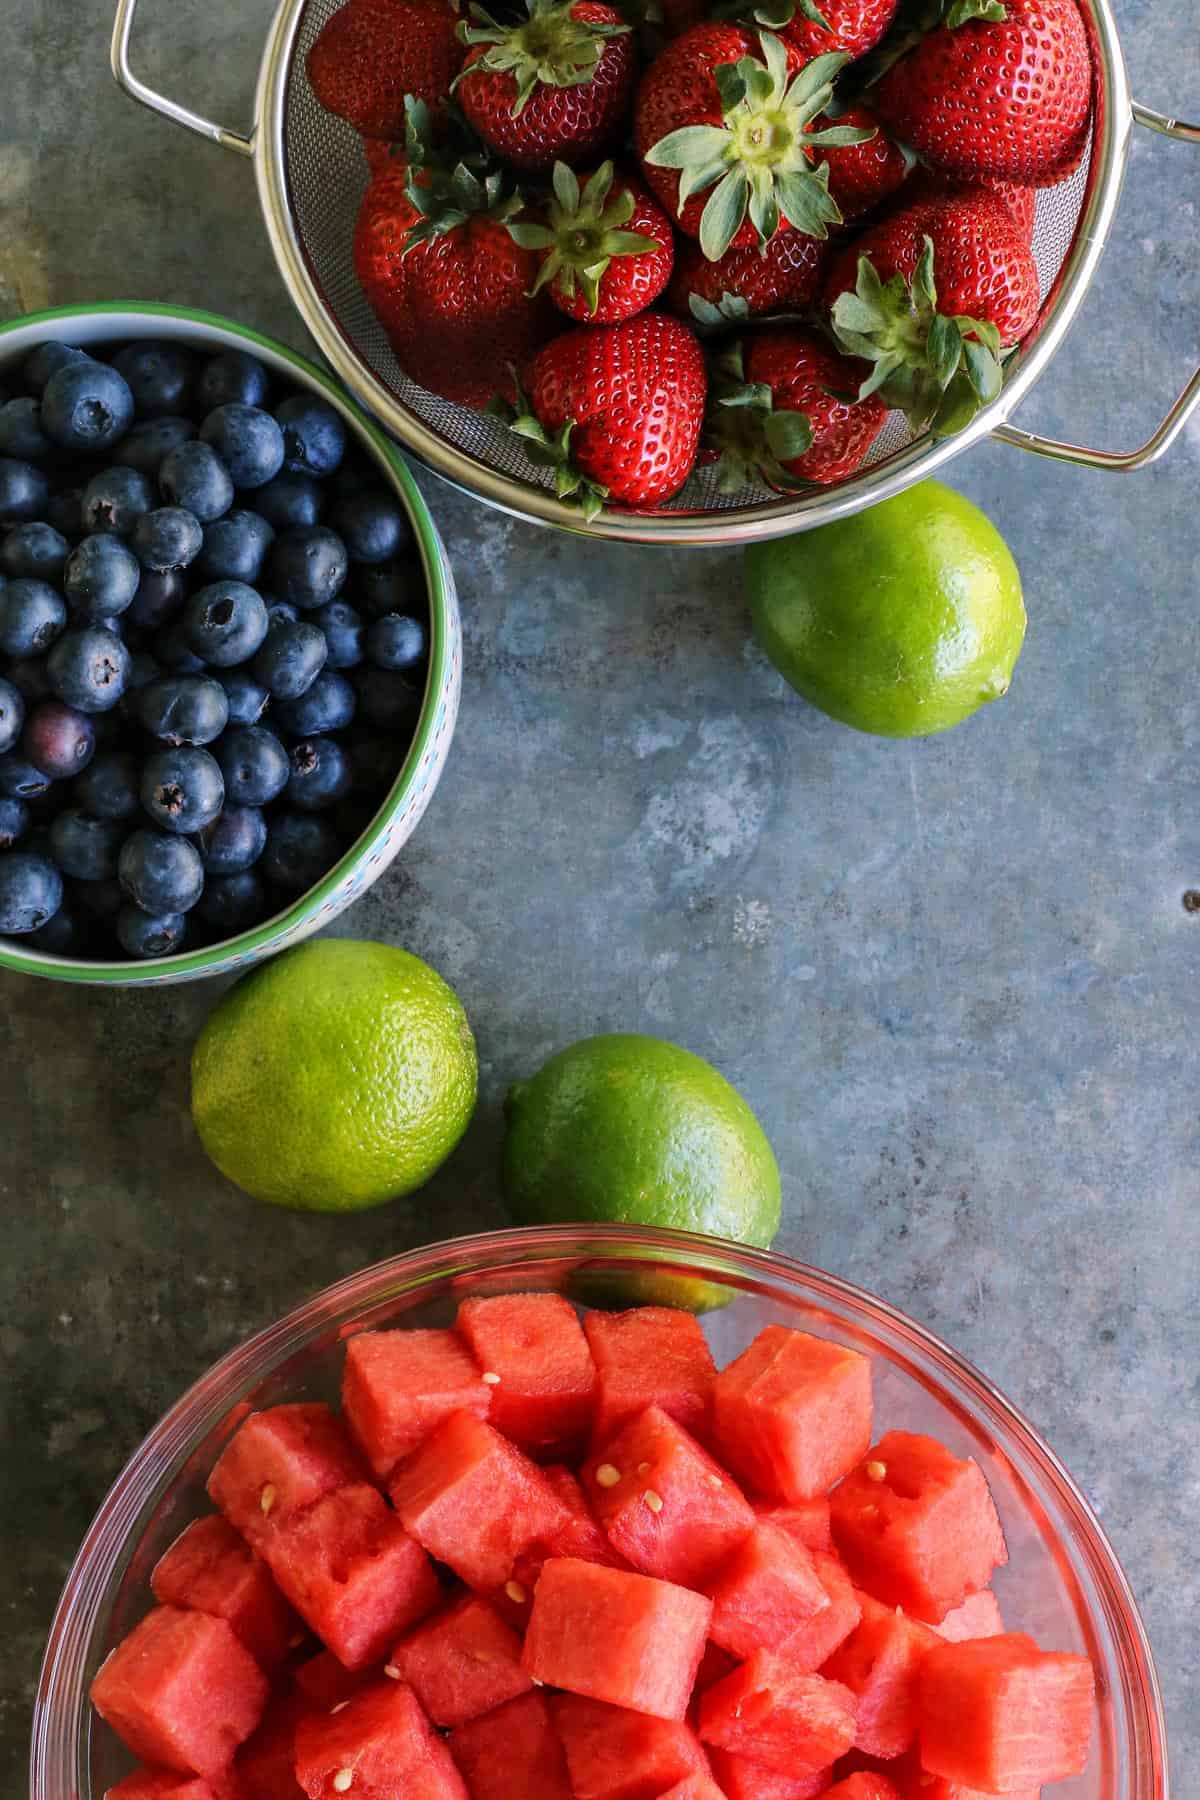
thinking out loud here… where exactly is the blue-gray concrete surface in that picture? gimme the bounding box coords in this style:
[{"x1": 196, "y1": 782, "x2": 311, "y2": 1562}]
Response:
[{"x1": 1, "y1": 0, "x2": 1196, "y2": 1788}]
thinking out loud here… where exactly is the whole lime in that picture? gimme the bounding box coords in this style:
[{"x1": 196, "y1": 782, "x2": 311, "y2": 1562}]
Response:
[
  {"x1": 503, "y1": 1033, "x2": 781, "y2": 1309},
  {"x1": 745, "y1": 479, "x2": 1025, "y2": 738},
  {"x1": 191, "y1": 939, "x2": 477, "y2": 1212}
]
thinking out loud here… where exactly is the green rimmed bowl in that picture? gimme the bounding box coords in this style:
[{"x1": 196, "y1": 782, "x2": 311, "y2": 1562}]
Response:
[{"x1": 0, "y1": 303, "x2": 461, "y2": 986}]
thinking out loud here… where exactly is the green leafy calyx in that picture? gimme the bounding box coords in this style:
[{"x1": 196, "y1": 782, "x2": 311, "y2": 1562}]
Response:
[
  {"x1": 507, "y1": 163, "x2": 663, "y2": 313},
  {"x1": 455, "y1": 0, "x2": 631, "y2": 116},
  {"x1": 702, "y1": 340, "x2": 816, "y2": 491},
  {"x1": 488, "y1": 371, "x2": 609, "y2": 520}
]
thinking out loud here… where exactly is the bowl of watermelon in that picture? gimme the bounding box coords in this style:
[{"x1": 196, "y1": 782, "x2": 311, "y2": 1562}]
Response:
[{"x1": 32, "y1": 1226, "x2": 1168, "y2": 1800}]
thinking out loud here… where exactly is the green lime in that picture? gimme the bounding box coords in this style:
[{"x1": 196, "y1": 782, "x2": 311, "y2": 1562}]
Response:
[
  {"x1": 502, "y1": 1033, "x2": 781, "y2": 1311},
  {"x1": 191, "y1": 940, "x2": 477, "y2": 1212},
  {"x1": 745, "y1": 479, "x2": 1026, "y2": 738}
]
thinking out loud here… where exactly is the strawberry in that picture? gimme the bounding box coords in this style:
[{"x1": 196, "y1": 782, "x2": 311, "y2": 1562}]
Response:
[
  {"x1": 821, "y1": 103, "x2": 909, "y2": 220},
  {"x1": 454, "y1": 0, "x2": 637, "y2": 172},
  {"x1": 668, "y1": 228, "x2": 829, "y2": 325},
  {"x1": 308, "y1": 0, "x2": 463, "y2": 139},
  {"x1": 635, "y1": 28, "x2": 876, "y2": 259},
  {"x1": 362, "y1": 135, "x2": 400, "y2": 177},
  {"x1": 735, "y1": 0, "x2": 899, "y2": 62},
  {"x1": 352, "y1": 105, "x2": 556, "y2": 409},
  {"x1": 703, "y1": 328, "x2": 887, "y2": 488},
  {"x1": 872, "y1": 0, "x2": 1092, "y2": 187},
  {"x1": 509, "y1": 162, "x2": 674, "y2": 321},
  {"x1": 825, "y1": 192, "x2": 1039, "y2": 432},
  {"x1": 901, "y1": 164, "x2": 1037, "y2": 241},
  {"x1": 495, "y1": 313, "x2": 707, "y2": 513}
]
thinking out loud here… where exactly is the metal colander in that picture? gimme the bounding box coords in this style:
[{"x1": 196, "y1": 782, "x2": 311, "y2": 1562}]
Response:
[{"x1": 113, "y1": 0, "x2": 1199, "y2": 543}]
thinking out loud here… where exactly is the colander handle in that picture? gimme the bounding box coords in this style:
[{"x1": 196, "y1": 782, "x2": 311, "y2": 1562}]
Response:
[
  {"x1": 992, "y1": 101, "x2": 1200, "y2": 472},
  {"x1": 110, "y1": 0, "x2": 254, "y2": 156}
]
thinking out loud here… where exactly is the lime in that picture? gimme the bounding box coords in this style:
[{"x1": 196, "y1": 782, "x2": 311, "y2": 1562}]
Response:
[
  {"x1": 191, "y1": 940, "x2": 477, "y2": 1212},
  {"x1": 745, "y1": 479, "x2": 1026, "y2": 738},
  {"x1": 502, "y1": 1033, "x2": 781, "y2": 1310}
]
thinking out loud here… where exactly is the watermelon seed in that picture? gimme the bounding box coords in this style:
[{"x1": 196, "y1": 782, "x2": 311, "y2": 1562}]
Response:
[
  {"x1": 260, "y1": 1484, "x2": 277, "y2": 1516},
  {"x1": 505, "y1": 1579, "x2": 529, "y2": 1604},
  {"x1": 531, "y1": 1676, "x2": 544, "y2": 1686},
  {"x1": 637, "y1": 1462, "x2": 651, "y2": 1474},
  {"x1": 865, "y1": 1460, "x2": 888, "y2": 1481},
  {"x1": 384, "y1": 1664, "x2": 401, "y2": 1679},
  {"x1": 333, "y1": 1769, "x2": 354, "y2": 1792},
  {"x1": 643, "y1": 1489, "x2": 664, "y2": 1513},
  {"x1": 331, "y1": 1701, "x2": 349, "y2": 1714},
  {"x1": 481, "y1": 1370, "x2": 502, "y2": 1385},
  {"x1": 595, "y1": 1463, "x2": 622, "y2": 1488},
  {"x1": 860, "y1": 1503, "x2": 879, "y2": 1518}
]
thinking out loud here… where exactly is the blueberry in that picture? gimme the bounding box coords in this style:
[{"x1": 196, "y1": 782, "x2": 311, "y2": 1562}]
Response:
[
  {"x1": 265, "y1": 599, "x2": 300, "y2": 630},
  {"x1": 153, "y1": 621, "x2": 207, "y2": 674},
  {"x1": 113, "y1": 415, "x2": 196, "y2": 477},
  {"x1": 255, "y1": 471, "x2": 324, "y2": 532},
  {"x1": 197, "y1": 509, "x2": 275, "y2": 584},
  {"x1": 46, "y1": 625, "x2": 131, "y2": 712},
  {"x1": 275, "y1": 669, "x2": 357, "y2": 736},
  {"x1": 0, "y1": 851, "x2": 63, "y2": 934},
  {"x1": 64, "y1": 535, "x2": 141, "y2": 618},
  {"x1": 132, "y1": 505, "x2": 204, "y2": 572},
  {"x1": 252, "y1": 618, "x2": 327, "y2": 700},
  {"x1": 1, "y1": 522, "x2": 70, "y2": 582},
  {"x1": 197, "y1": 870, "x2": 269, "y2": 936},
  {"x1": 141, "y1": 745, "x2": 224, "y2": 834},
  {"x1": 199, "y1": 804, "x2": 268, "y2": 876},
  {"x1": 332, "y1": 490, "x2": 410, "y2": 565},
  {"x1": 48, "y1": 808, "x2": 124, "y2": 881},
  {"x1": 159, "y1": 441, "x2": 234, "y2": 522},
  {"x1": 112, "y1": 341, "x2": 195, "y2": 417},
  {"x1": 215, "y1": 725, "x2": 290, "y2": 807},
  {"x1": 6, "y1": 659, "x2": 52, "y2": 704},
  {"x1": 25, "y1": 900, "x2": 84, "y2": 955},
  {"x1": 0, "y1": 796, "x2": 29, "y2": 849},
  {"x1": 45, "y1": 485, "x2": 85, "y2": 541},
  {"x1": 127, "y1": 566, "x2": 185, "y2": 634},
  {"x1": 269, "y1": 526, "x2": 348, "y2": 608},
  {"x1": 314, "y1": 599, "x2": 364, "y2": 670},
  {"x1": 23, "y1": 700, "x2": 95, "y2": 779},
  {"x1": 20, "y1": 342, "x2": 90, "y2": 396},
  {"x1": 367, "y1": 612, "x2": 427, "y2": 672},
  {"x1": 74, "y1": 875, "x2": 124, "y2": 921},
  {"x1": 0, "y1": 577, "x2": 67, "y2": 656},
  {"x1": 356, "y1": 557, "x2": 425, "y2": 619},
  {"x1": 274, "y1": 394, "x2": 347, "y2": 478},
  {"x1": 261, "y1": 812, "x2": 339, "y2": 892},
  {"x1": 0, "y1": 397, "x2": 51, "y2": 462},
  {"x1": 287, "y1": 736, "x2": 352, "y2": 812},
  {"x1": 75, "y1": 749, "x2": 140, "y2": 820},
  {"x1": 183, "y1": 580, "x2": 269, "y2": 668},
  {"x1": 0, "y1": 458, "x2": 50, "y2": 525},
  {"x1": 215, "y1": 667, "x2": 269, "y2": 727},
  {"x1": 200, "y1": 405, "x2": 285, "y2": 490},
  {"x1": 354, "y1": 665, "x2": 420, "y2": 732},
  {"x1": 0, "y1": 678, "x2": 26, "y2": 754},
  {"x1": 116, "y1": 903, "x2": 187, "y2": 959},
  {"x1": 81, "y1": 465, "x2": 155, "y2": 536},
  {"x1": 346, "y1": 728, "x2": 397, "y2": 794},
  {"x1": 0, "y1": 752, "x2": 52, "y2": 799},
  {"x1": 197, "y1": 349, "x2": 270, "y2": 412},
  {"x1": 138, "y1": 674, "x2": 229, "y2": 746},
  {"x1": 42, "y1": 359, "x2": 134, "y2": 454},
  {"x1": 118, "y1": 828, "x2": 204, "y2": 913}
]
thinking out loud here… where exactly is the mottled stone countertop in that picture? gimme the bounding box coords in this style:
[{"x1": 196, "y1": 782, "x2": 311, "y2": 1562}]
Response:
[{"x1": 1, "y1": 0, "x2": 1197, "y2": 1789}]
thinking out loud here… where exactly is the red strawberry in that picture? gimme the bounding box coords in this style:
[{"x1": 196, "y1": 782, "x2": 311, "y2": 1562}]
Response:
[
  {"x1": 497, "y1": 313, "x2": 707, "y2": 513},
  {"x1": 509, "y1": 162, "x2": 674, "y2": 322},
  {"x1": 362, "y1": 135, "x2": 400, "y2": 177},
  {"x1": 668, "y1": 229, "x2": 829, "y2": 324},
  {"x1": 635, "y1": 27, "x2": 876, "y2": 259},
  {"x1": 308, "y1": 0, "x2": 462, "y2": 139},
  {"x1": 873, "y1": 0, "x2": 1092, "y2": 187},
  {"x1": 821, "y1": 103, "x2": 909, "y2": 220},
  {"x1": 902, "y1": 165, "x2": 1037, "y2": 241},
  {"x1": 774, "y1": 0, "x2": 899, "y2": 60},
  {"x1": 825, "y1": 192, "x2": 1039, "y2": 432},
  {"x1": 704, "y1": 328, "x2": 887, "y2": 488},
  {"x1": 454, "y1": 0, "x2": 637, "y2": 173}
]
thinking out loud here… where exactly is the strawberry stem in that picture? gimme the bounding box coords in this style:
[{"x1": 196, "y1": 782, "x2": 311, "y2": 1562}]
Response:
[
  {"x1": 506, "y1": 162, "x2": 664, "y2": 314},
  {"x1": 455, "y1": 0, "x2": 631, "y2": 117},
  {"x1": 702, "y1": 340, "x2": 816, "y2": 491},
  {"x1": 489, "y1": 371, "x2": 609, "y2": 520}
]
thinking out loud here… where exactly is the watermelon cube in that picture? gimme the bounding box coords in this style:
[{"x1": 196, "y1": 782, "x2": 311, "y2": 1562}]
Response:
[
  {"x1": 293, "y1": 1679, "x2": 468, "y2": 1799},
  {"x1": 699, "y1": 1653, "x2": 858, "y2": 1775},
  {"x1": 389, "y1": 1409, "x2": 572, "y2": 1593},
  {"x1": 584, "y1": 1405, "x2": 755, "y2": 1587},
  {"x1": 917, "y1": 1632, "x2": 1095, "y2": 1792},
  {"x1": 91, "y1": 1606, "x2": 268, "y2": 1780},
  {"x1": 583, "y1": 1306, "x2": 716, "y2": 1444},
  {"x1": 822, "y1": 1776, "x2": 903, "y2": 1800},
  {"x1": 234, "y1": 1691, "x2": 310, "y2": 1800},
  {"x1": 342, "y1": 1329, "x2": 493, "y2": 1482},
  {"x1": 292, "y1": 1651, "x2": 377, "y2": 1709},
  {"x1": 658, "y1": 1777, "x2": 727, "y2": 1799},
  {"x1": 392, "y1": 1592, "x2": 532, "y2": 1726},
  {"x1": 523, "y1": 1556, "x2": 711, "y2": 1720},
  {"x1": 755, "y1": 1498, "x2": 833, "y2": 1554},
  {"x1": 207, "y1": 1405, "x2": 365, "y2": 1549},
  {"x1": 707, "y1": 1749, "x2": 833, "y2": 1800},
  {"x1": 706, "y1": 1519, "x2": 830, "y2": 1658},
  {"x1": 266, "y1": 1482, "x2": 441, "y2": 1667},
  {"x1": 455, "y1": 1292, "x2": 597, "y2": 1458},
  {"x1": 541, "y1": 1462, "x2": 626, "y2": 1564},
  {"x1": 935, "y1": 1589, "x2": 1005, "y2": 1642},
  {"x1": 104, "y1": 1777, "x2": 232, "y2": 1800},
  {"x1": 449, "y1": 1692, "x2": 573, "y2": 1800},
  {"x1": 712, "y1": 1326, "x2": 873, "y2": 1504},
  {"x1": 782, "y1": 1550, "x2": 863, "y2": 1672},
  {"x1": 552, "y1": 1694, "x2": 713, "y2": 1800},
  {"x1": 691, "y1": 1640, "x2": 738, "y2": 1703},
  {"x1": 151, "y1": 1514, "x2": 299, "y2": 1668},
  {"x1": 823, "y1": 1594, "x2": 941, "y2": 1758},
  {"x1": 830, "y1": 1433, "x2": 1008, "y2": 1624}
]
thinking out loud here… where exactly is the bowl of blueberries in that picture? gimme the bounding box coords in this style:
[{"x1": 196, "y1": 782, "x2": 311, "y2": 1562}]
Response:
[{"x1": 0, "y1": 303, "x2": 461, "y2": 984}]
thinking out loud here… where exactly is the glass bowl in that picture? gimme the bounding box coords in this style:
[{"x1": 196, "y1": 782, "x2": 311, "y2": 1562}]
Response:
[{"x1": 31, "y1": 1226, "x2": 1170, "y2": 1798}]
